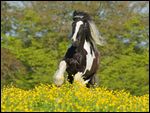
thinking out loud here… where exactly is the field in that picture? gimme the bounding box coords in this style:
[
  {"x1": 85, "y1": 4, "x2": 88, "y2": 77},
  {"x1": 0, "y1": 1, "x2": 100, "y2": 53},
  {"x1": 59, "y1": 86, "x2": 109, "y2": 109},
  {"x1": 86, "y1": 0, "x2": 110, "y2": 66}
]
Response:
[{"x1": 1, "y1": 82, "x2": 149, "y2": 112}]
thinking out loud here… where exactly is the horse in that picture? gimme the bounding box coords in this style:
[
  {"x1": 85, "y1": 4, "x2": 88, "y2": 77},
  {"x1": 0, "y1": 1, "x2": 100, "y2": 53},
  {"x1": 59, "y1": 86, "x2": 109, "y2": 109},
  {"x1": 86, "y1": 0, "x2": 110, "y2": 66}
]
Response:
[{"x1": 54, "y1": 10, "x2": 105, "y2": 87}]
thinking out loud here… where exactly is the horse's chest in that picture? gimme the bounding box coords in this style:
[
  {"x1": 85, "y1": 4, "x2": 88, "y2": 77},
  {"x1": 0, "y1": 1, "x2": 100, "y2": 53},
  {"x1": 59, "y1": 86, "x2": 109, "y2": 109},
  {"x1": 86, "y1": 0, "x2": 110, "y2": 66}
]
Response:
[
  {"x1": 65, "y1": 40, "x2": 96, "y2": 76},
  {"x1": 83, "y1": 40, "x2": 95, "y2": 74}
]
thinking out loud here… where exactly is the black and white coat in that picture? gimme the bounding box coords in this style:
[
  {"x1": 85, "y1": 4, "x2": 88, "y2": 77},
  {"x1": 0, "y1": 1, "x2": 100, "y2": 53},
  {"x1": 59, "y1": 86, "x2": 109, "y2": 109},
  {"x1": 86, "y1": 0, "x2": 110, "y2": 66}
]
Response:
[{"x1": 54, "y1": 11, "x2": 105, "y2": 87}]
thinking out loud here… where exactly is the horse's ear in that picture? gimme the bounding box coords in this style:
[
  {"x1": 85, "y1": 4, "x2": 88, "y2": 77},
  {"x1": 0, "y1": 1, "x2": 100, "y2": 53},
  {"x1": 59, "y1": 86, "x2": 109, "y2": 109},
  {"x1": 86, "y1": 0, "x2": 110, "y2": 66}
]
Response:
[{"x1": 73, "y1": 10, "x2": 77, "y2": 16}]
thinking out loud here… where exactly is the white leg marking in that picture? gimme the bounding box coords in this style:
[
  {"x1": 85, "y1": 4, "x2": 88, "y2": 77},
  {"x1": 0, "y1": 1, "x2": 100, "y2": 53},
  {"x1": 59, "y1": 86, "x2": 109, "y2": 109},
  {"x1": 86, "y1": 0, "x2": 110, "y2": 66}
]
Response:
[
  {"x1": 74, "y1": 72, "x2": 83, "y2": 82},
  {"x1": 84, "y1": 79, "x2": 90, "y2": 84},
  {"x1": 54, "y1": 61, "x2": 67, "y2": 86},
  {"x1": 74, "y1": 72, "x2": 90, "y2": 85}
]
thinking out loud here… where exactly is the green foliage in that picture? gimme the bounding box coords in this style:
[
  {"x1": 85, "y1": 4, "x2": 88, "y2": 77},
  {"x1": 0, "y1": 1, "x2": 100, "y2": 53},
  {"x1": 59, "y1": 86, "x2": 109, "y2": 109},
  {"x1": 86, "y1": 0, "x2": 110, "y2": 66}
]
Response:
[
  {"x1": 1, "y1": 48, "x2": 27, "y2": 87},
  {"x1": 1, "y1": 31, "x2": 69, "y2": 89},
  {"x1": 1, "y1": 83, "x2": 149, "y2": 112},
  {"x1": 100, "y1": 53, "x2": 149, "y2": 95}
]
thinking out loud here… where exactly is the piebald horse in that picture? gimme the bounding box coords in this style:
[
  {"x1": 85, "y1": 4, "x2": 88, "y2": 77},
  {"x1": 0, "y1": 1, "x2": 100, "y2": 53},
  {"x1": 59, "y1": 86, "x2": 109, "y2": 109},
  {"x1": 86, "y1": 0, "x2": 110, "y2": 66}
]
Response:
[{"x1": 54, "y1": 11, "x2": 105, "y2": 87}]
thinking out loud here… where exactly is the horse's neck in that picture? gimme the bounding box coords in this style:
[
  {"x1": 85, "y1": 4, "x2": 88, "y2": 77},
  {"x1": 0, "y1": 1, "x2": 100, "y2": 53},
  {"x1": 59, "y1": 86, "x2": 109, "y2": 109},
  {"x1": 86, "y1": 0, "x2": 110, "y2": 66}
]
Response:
[
  {"x1": 76, "y1": 42, "x2": 84, "y2": 53},
  {"x1": 76, "y1": 29, "x2": 97, "y2": 53},
  {"x1": 85, "y1": 35, "x2": 97, "y2": 52},
  {"x1": 76, "y1": 37, "x2": 95, "y2": 53}
]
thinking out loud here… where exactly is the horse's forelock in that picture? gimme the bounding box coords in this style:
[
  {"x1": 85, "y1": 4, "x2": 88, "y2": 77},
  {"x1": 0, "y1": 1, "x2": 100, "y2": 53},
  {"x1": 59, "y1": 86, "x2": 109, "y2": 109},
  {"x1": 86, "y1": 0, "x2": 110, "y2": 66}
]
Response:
[{"x1": 73, "y1": 11, "x2": 91, "y2": 21}]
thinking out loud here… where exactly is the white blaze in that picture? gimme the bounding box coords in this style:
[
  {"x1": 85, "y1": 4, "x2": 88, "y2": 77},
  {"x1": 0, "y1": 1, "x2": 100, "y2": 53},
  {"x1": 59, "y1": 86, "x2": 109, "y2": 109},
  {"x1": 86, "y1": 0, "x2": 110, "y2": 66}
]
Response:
[
  {"x1": 83, "y1": 40, "x2": 95, "y2": 74},
  {"x1": 72, "y1": 21, "x2": 83, "y2": 42}
]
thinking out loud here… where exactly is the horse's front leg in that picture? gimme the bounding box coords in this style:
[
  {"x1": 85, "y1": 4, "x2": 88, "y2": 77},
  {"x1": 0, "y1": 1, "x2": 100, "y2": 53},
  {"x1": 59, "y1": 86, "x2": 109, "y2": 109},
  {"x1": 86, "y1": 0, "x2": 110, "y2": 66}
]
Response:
[{"x1": 53, "y1": 60, "x2": 67, "y2": 86}]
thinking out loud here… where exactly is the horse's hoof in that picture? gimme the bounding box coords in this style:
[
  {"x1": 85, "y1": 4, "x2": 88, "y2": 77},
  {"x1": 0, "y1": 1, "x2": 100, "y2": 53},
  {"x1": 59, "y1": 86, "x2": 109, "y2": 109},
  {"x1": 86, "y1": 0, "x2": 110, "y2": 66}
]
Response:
[{"x1": 54, "y1": 76, "x2": 64, "y2": 86}]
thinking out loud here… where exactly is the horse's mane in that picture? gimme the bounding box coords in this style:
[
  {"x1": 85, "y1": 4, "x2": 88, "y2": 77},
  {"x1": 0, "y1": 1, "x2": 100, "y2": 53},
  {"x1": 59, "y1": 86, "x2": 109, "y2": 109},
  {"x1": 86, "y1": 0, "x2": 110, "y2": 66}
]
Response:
[{"x1": 88, "y1": 20, "x2": 105, "y2": 46}]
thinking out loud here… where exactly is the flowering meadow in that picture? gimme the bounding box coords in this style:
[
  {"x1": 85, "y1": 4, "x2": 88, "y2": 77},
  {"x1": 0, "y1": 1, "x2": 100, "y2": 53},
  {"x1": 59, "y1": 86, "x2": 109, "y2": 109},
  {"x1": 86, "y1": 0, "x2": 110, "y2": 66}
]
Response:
[{"x1": 1, "y1": 82, "x2": 149, "y2": 112}]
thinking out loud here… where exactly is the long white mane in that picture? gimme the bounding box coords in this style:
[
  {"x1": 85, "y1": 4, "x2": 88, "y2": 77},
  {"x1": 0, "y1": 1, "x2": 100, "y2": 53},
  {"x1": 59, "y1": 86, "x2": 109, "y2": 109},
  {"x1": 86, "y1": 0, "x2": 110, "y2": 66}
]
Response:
[{"x1": 88, "y1": 20, "x2": 106, "y2": 46}]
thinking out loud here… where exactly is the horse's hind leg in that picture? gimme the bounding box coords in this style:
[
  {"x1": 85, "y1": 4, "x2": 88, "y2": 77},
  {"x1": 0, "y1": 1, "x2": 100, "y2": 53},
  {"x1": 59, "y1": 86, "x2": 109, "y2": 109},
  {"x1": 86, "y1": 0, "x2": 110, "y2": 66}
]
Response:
[
  {"x1": 87, "y1": 74, "x2": 99, "y2": 88},
  {"x1": 67, "y1": 74, "x2": 74, "y2": 84},
  {"x1": 53, "y1": 60, "x2": 67, "y2": 86}
]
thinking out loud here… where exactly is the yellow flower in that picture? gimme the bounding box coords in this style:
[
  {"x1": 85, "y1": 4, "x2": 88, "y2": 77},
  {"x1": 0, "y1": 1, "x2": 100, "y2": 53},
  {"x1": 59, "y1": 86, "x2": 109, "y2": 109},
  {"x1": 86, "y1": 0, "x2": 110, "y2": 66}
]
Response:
[{"x1": 1, "y1": 83, "x2": 149, "y2": 112}]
